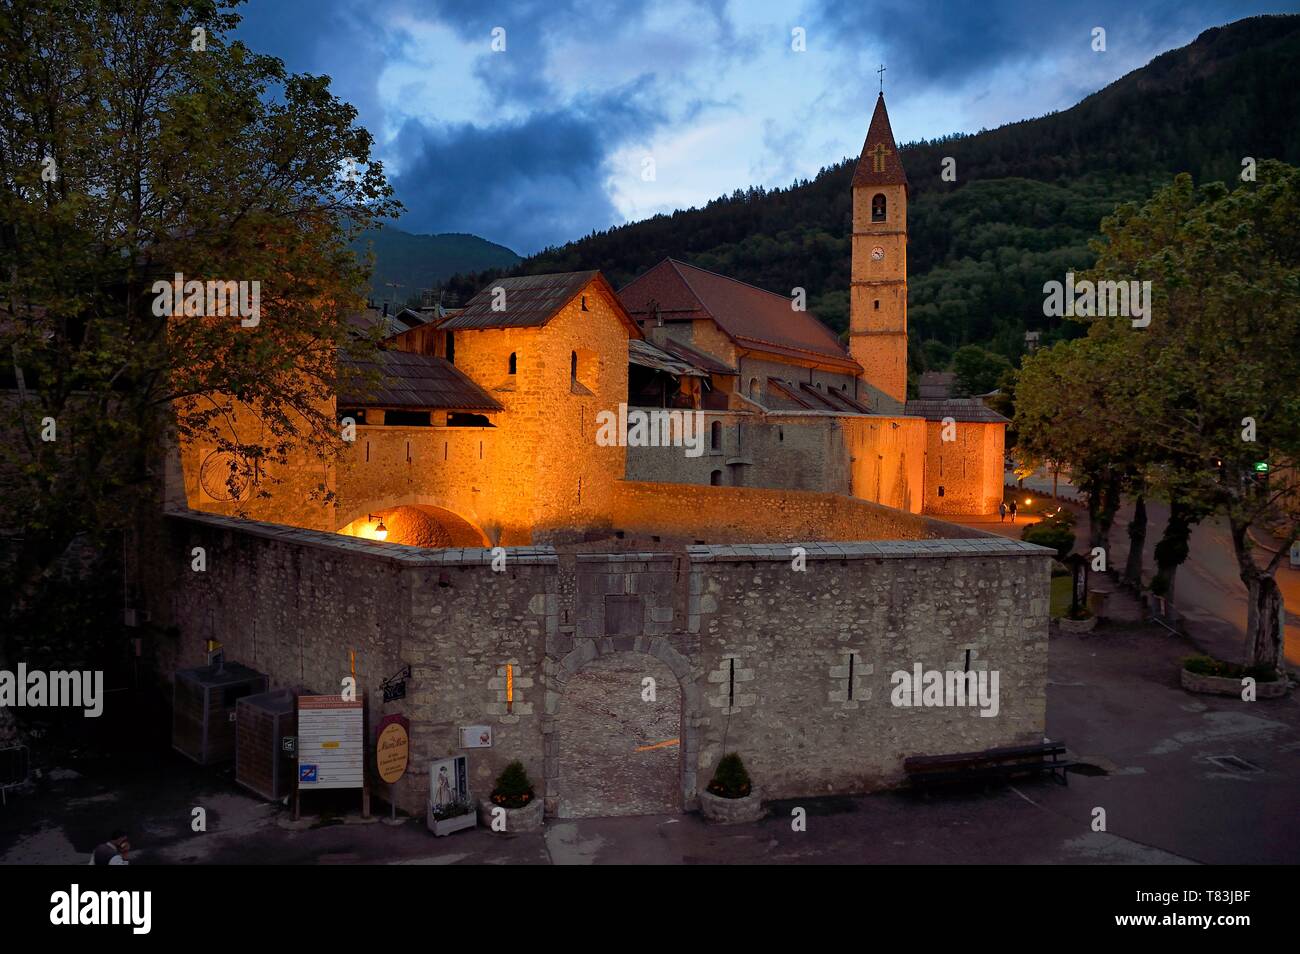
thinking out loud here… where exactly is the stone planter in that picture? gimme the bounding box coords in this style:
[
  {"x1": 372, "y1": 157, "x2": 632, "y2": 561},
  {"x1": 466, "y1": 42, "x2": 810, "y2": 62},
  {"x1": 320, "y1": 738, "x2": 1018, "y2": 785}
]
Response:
[
  {"x1": 428, "y1": 804, "x2": 477, "y2": 837},
  {"x1": 1057, "y1": 615, "x2": 1097, "y2": 634},
  {"x1": 1180, "y1": 667, "x2": 1291, "y2": 699},
  {"x1": 478, "y1": 795, "x2": 545, "y2": 833},
  {"x1": 699, "y1": 787, "x2": 764, "y2": 824}
]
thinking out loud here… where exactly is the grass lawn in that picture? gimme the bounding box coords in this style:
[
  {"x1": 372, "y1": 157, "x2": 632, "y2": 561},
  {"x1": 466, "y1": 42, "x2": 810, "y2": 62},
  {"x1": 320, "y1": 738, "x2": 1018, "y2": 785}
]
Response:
[{"x1": 1050, "y1": 575, "x2": 1072, "y2": 618}]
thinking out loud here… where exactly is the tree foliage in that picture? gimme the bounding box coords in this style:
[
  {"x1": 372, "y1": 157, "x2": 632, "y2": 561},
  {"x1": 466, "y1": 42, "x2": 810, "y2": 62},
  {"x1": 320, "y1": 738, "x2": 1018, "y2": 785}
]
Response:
[
  {"x1": 0, "y1": 1, "x2": 398, "y2": 640},
  {"x1": 1018, "y1": 161, "x2": 1300, "y2": 668}
]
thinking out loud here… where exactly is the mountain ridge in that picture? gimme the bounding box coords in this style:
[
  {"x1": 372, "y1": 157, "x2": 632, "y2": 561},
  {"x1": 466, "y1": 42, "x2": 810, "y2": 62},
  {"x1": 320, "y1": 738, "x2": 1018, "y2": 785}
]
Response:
[{"x1": 427, "y1": 14, "x2": 1300, "y2": 366}]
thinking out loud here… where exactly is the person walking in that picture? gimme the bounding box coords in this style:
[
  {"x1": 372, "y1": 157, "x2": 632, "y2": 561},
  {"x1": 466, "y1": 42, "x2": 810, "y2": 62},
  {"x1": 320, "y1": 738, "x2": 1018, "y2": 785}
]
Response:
[
  {"x1": 90, "y1": 830, "x2": 130, "y2": 865},
  {"x1": 998, "y1": 501, "x2": 1007, "y2": 523},
  {"x1": 1008, "y1": 499, "x2": 1018, "y2": 524}
]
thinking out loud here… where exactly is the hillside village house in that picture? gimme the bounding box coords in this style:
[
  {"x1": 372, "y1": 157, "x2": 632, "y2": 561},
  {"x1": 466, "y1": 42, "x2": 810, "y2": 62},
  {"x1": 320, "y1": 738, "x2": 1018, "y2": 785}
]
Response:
[{"x1": 143, "y1": 94, "x2": 1049, "y2": 819}]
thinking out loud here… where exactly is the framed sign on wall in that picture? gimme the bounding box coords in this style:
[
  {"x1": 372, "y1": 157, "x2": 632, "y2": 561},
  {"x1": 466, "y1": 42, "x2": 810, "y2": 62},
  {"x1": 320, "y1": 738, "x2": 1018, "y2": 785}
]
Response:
[
  {"x1": 297, "y1": 695, "x2": 364, "y2": 790},
  {"x1": 459, "y1": 725, "x2": 493, "y2": 749}
]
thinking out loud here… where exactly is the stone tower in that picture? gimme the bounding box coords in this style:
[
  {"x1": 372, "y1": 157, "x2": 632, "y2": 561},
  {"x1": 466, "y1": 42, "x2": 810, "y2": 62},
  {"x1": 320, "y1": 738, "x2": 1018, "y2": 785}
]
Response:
[{"x1": 850, "y1": 92, "x2": 909, "y2": 408}]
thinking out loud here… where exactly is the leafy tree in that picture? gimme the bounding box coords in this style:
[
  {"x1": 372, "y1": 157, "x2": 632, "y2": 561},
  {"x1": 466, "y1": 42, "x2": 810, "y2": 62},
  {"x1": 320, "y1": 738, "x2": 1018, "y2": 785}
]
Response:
[
  {"x1": 0, "y1": 0, "x2": 398, "y2": 740},
  {"x1": 952, "y1": 344, "x2": 1011, "y2": 396},
  {"x1": 1083, "y1": 163, "x2": 1300, "y2": 670},
  {"x1": 1014, "y1": 332, "x2": 1144, "y2": 559}
]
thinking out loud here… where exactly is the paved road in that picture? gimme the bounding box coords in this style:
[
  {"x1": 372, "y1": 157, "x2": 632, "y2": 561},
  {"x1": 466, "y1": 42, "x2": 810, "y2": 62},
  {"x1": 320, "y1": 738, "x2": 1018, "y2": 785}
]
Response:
[{"x1": 1003, "y1": 471, "x2": 1300, "y2": 667}]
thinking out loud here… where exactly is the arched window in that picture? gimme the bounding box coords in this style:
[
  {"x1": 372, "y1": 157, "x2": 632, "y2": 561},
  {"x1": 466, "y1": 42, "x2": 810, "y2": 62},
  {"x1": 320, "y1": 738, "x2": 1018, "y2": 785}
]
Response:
[
  {"x1": 748, "y1": 377, "x2": 760, "y2": 400},
  {"x1": 571, "y1": 350, "x2": 578, "y2": 380},
  {"x1": 872, "y1": 193, "x2": 886, "y2": 222},
  {"x1": 710, "y1": 420, "x2": 722, "y2": 451},
  {"x1": 508, "y1": 352, "x2": 517, "y2": 375},
  {"x1": 710, "y1": 469, "x2": 723, "y2": 486}
]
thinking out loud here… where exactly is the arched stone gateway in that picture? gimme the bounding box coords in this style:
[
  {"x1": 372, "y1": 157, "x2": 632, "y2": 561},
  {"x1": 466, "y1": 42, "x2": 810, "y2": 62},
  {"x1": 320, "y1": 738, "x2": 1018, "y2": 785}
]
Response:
[
  {"x1": 544, "y1": 639, "x2": 699, "y2": 818},
  {"x1": 335, "y1": 500, "x2": 490, "y2": 547}
]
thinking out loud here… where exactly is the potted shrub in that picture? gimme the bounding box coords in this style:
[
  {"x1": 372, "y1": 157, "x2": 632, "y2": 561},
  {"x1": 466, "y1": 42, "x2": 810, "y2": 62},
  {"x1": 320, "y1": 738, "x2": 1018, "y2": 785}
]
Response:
[
  {"x1": 428, "y1": 798, "x2": 476, "y2": 837},
  {"x1": 1180, "y1": 655, "x2": 1290, "y2": 699},
  {"x1": 699, "y1": 753, "x2": 764, "y2": 824},
  {"x1": 478, "y1": 761, "x2": 544, "y2": 832}
]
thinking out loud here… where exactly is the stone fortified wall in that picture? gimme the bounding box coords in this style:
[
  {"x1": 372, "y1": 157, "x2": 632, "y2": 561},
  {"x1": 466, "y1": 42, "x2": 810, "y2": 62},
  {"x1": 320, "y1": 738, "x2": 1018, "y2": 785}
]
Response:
[{"x1": 149, "y1": 506, "x2": 1049, "y2": 817}]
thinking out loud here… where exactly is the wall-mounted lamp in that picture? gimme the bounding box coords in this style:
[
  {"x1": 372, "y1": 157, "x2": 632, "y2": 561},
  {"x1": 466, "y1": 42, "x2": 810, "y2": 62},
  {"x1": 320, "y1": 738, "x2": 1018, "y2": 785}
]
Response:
[{"x1": 369, "y1": 513, "x2": 388, "y2": 540}]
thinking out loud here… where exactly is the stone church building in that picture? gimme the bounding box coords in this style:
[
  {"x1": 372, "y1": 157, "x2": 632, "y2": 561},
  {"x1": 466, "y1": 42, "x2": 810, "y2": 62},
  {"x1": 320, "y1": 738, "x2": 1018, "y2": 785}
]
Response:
[{"x1": 145, "y1": 94, "x2": 1048, "y2": 820}]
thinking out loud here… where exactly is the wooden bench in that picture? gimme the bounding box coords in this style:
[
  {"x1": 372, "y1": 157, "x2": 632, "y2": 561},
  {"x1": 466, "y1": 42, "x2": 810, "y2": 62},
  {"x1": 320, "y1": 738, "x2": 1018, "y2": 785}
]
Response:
[{"x1": 904, "y1": 741, "x2": 1072, "y2": 792}]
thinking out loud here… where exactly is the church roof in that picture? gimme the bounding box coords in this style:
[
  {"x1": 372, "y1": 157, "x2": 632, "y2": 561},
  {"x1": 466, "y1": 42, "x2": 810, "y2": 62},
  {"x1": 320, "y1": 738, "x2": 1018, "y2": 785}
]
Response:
[
  {"x1": 338, "y1": 348, "x2": 503, "y2": 411},
  {"x1": 618, "y1": 259, "x2": 862, "y2": 374},
  {"x1": 904, "y1": 398, "x2": 1008, "y2": 424},
  {"x1": 443, "y1": 270, "x2": 640, "y2": 336},
  {"x1": 852, "y1": 93, "x2": 909, "y2": 189}
]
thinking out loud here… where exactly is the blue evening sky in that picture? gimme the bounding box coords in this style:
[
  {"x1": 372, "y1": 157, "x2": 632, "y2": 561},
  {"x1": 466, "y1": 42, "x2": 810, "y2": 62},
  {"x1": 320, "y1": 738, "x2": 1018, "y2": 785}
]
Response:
[{"x1": 234, "y1": 0, "x2": 1296, "y2": 254}]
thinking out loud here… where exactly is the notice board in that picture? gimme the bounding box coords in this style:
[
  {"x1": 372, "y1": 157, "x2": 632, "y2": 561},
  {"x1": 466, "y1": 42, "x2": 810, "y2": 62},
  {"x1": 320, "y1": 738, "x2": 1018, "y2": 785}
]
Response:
[{"x1": 297, "y1": 695, "x2": 364, "y2": 790}]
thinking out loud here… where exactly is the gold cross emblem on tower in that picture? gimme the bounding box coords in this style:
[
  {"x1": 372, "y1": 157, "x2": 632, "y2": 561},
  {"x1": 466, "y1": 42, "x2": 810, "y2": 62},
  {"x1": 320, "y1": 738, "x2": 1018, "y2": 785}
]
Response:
[{"x1": 870, "y1": 142, "x2": 891, "y2": 173}]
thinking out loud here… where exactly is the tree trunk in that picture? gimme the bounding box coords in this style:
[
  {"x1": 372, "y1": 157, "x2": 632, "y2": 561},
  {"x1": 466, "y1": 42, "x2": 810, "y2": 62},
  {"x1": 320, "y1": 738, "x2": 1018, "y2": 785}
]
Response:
[
  {"x1": 1154, "y1": 499, "x2": 1194, "y2": 609},
  {"x1": 1124, "y1": 494, "x2": 1147, "y2": 589},
  {"x1": 1230, "y1": 518, "x2": 1285, "y2": 672},
  {"x1": 1088, "y1": 471, "x2": 1123, "y2": 561}
]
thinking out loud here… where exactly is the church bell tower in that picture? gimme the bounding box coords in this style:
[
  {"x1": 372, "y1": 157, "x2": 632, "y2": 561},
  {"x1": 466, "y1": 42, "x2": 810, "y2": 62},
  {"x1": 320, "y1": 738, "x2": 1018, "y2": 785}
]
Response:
[{"x1": 849, "y1": 92, "x2": 909, "y2": 409}]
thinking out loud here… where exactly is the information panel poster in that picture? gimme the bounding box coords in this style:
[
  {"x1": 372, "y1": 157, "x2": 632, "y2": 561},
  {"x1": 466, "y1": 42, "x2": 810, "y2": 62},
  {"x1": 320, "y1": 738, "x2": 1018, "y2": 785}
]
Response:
[{"x1": 297, "y1": 695, "x2": 364, "y2": 789}]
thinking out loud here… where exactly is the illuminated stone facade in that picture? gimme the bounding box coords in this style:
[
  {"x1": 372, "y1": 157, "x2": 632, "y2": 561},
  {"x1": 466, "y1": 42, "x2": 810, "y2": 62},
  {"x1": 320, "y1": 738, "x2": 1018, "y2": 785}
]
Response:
[{"x1": 171, "y1": 94, "x2": 1004, "y2": 542}]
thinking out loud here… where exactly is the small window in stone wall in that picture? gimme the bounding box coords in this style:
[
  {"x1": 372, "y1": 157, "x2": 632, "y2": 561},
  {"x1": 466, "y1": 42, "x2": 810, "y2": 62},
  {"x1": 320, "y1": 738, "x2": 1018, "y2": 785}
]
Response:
[
  {"x1": 508, "y1": 352, "x2": 517, "y2": 375},
  {"x1": 829, "y1": 650, "x2": 871, "y2": 708},
  {"x1": 490, "y1": 660, "x2": 532, "y2": 724},
  {"x1": 384, "y1": 410, "x2": 431, "y2": 427},
  {"x1": 448, "y1": 412, "x2": 492, "y2": 427},
  {"x1": 707, "y1": 655, "x2": 753, "y2": 714},
  {"x1": 710, "y1": 420, "x2": 722, "y2": 451},
  {"x1": 709, "y1": 469, "x2": 722, "y2": 486}
]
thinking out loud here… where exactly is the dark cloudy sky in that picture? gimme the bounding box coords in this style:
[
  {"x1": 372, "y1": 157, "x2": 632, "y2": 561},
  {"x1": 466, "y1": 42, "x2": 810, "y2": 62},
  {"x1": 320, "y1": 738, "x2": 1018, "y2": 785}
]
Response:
[{"x1": 235, "y1": 0, "x2": 1296, "y2": 255}]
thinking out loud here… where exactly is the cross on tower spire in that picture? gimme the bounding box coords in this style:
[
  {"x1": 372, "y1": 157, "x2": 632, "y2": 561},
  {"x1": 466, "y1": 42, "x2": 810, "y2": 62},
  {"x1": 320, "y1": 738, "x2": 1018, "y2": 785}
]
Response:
[{"x1": 877, "y1": 63, "x2": 886, "y2": 93}]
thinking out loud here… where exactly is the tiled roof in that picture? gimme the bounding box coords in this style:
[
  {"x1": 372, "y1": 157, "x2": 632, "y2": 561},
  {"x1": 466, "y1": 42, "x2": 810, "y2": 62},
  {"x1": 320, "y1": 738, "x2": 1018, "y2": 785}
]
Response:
[
  {"x1": 338, "y1": 348, "x2": 502, "y2": 411},
  {"x1": 659, "y1": 338, "x2": 737, "y2": 375},
  {"x1": 445, "y1": 271, "x2": 597, "y2": 330},
  {"x1": 763, "y1": 378, "x2": 872, "y2": 413},
  {"x1": 619, "y1": 259, "x2": 861, "y2": 373},
  {"x1": 629, "y1": 338, "x2": 708, "y2": 377},
  {"x1": 917, "y1": 371, "x2": 956, "y2": 399},
  {"x1": 904, "y1": 398, "x2": 1008, "y2": 424},
  {"x1": 853, "y1": 93, "x2": 909, "y2": 188},
  {"x1": 441, "y1": 271, "x2": 640, "y2": 339}
]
